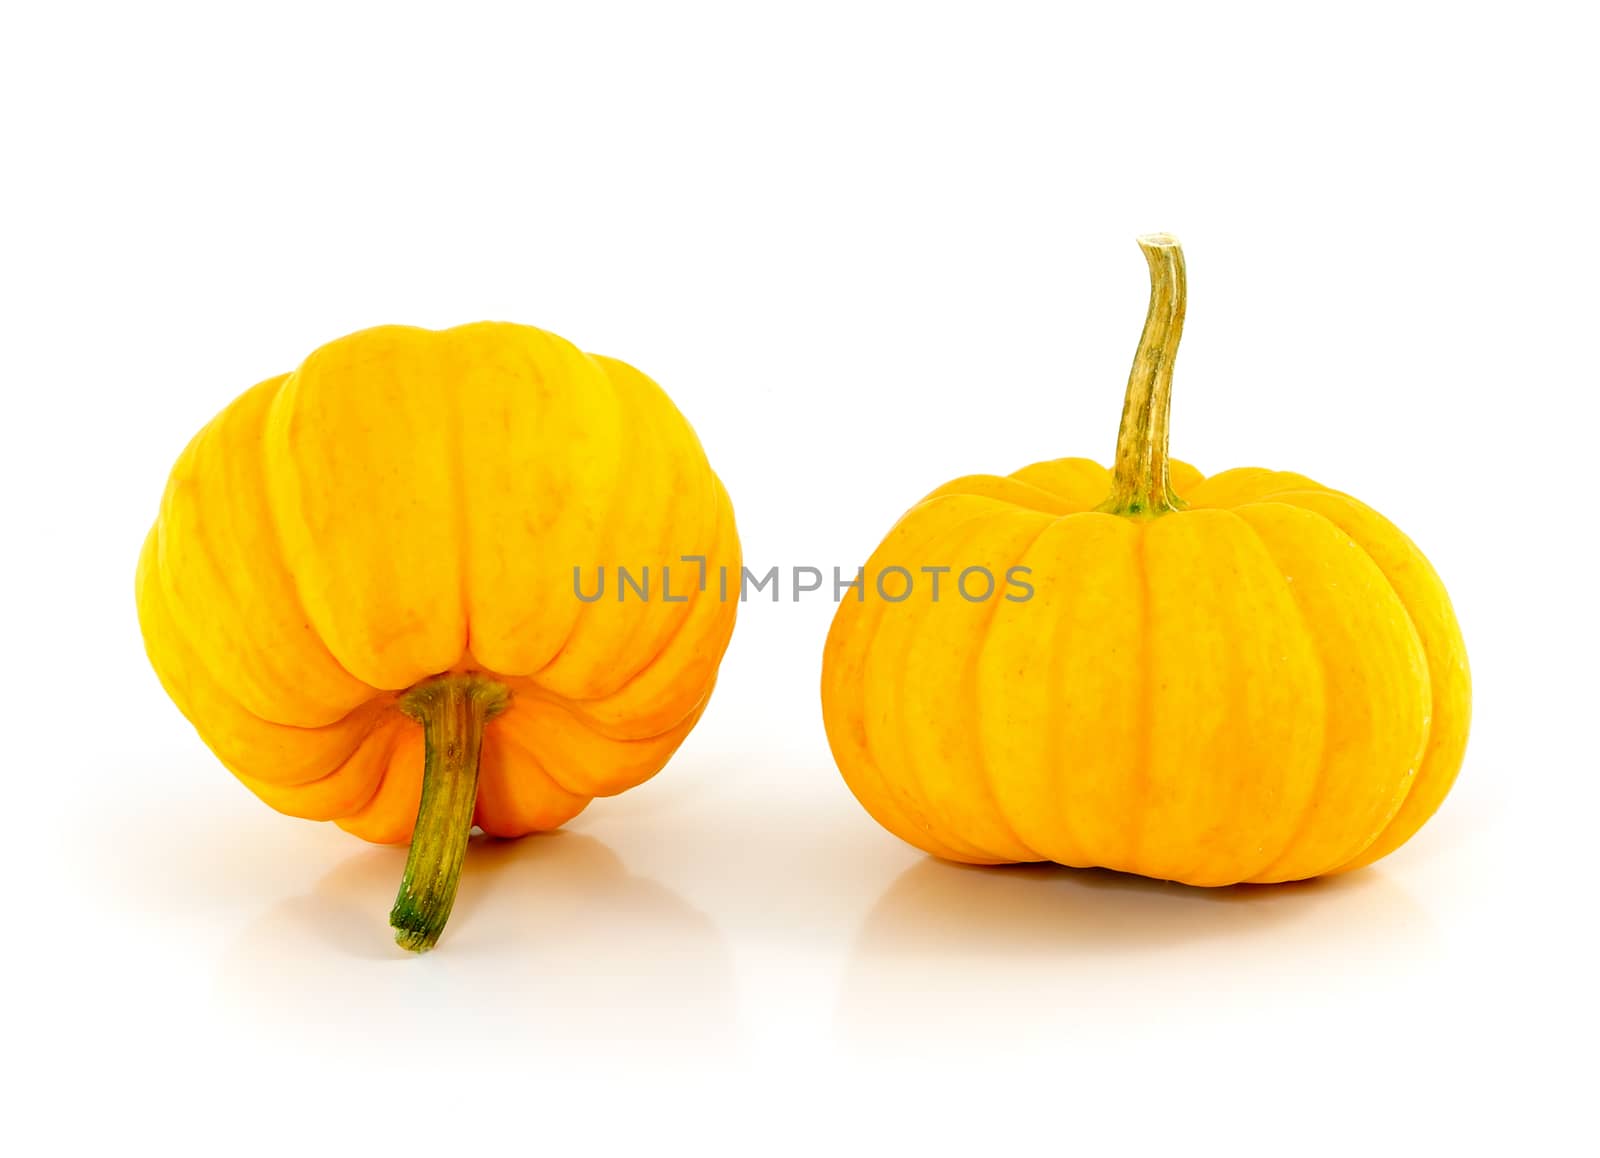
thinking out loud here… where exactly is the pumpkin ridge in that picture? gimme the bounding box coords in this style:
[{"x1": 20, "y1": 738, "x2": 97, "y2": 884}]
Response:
[
  {"x1": 1017, "y1": 511, "x2": 1107, "y2": 857},
  {"x1": 504, "y1": 679, "x2": 721, "y2": 782},
  {"x1": 513, "y1": 676, "x2": 712, "y2": 742},
  {"x1": 992, "y1": 518, "x2": 1081, "y2": 870},
  {"x1": 560, "y1": 371, "x2": 658, "y2": 684},
  {"x1": 974, "y1": 510, "x2": 1143, "y2": 870},
  {"x1": 1034, "y1": 512, "x2": 1112, "y2": 867},
  {"x1": 826, "y1": 507, "x2": 995, "y2": 861},
  {"x1": 264, "y1": 329, "x2": 474, "y2": 688},
  {"x1": 537, "y1": 470, "x2": 736, "y2": 732},
  {"x1": 517, "y1": 350, "x2": 631, "y2": 680},
  {"x1": 569, "y1": 468, "x2": 731, "y2": 705},
  {"x1": 154, "y1": 417, "x2": 266, "y2": 709},
  {"x1": 528, "y1": 352, "x2": 682, "y2": 694},
  {"x1": 825, "y1": 588, "x2": 972, "y2": 857},
  {"x1": 1008, "y1": 456, "x2": 1117, "y2": 502},
  {"x1": 473, "y1": 713, "x2": 592, "y2": 835},
  {"x1": 157, "y1": 377, "x2": 376, "y2": 725},
  {"x1": 875, "y1": 507, "x2": 1028, "y2": 862},
  {"x1": 1273, "y1": 495, "x2": 1435, "y2": 826},
  {"x1": 1277, "y1": 491, "x2": 1457, "y2": 874},
  {"x1": 140, "y1": 525, "x2": 397, "y2": 786},
  {"x1": 334, "y1": 698, "x2": 430, "y2": 844},
  {"x1": 585, "y1": 687, "x2": 715, "y2": 799},
  {"x1": 243, "y1": 714, "x2": 399, "y2": 820},
  {"x1": 579, "y1": 356, "x2": 714, "y2": 695},
  {"x1": 1238, "y1": 499, "x2": 1431, "y2": 878},
  {"x1": 150, "y1": 568, "x2": 390, "y2": 743},
  {"x1": 1131, "y1": 508, "x2": 1326, "y2": 885},
  {"x1": 921, "y1": 473, "x2": 1079, "y2": 516},
  {"x1": 257, "y1": 368, "x2": 387, "y2": 696},
  {"x1": 1229, "y1": 509, "x2": 1335, "y2": 883},
  {"x1": 937, "y1": 513, "x2": 1054, "y2": 862},
  {"x1": 216, "y1": 699, "x2": 395, "y2": 790}
]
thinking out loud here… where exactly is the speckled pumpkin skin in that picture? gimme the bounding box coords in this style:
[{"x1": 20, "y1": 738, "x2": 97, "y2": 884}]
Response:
[
  {"x1": 139, "y1": 323, "x2": 739, "y2": 842},
  {"x1": 821, "y1": 456, "x2": 1469, "y2": 885}
]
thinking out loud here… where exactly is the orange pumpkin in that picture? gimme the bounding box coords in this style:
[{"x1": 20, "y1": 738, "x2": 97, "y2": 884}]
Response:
[
  {"x1": 138, "y1": 323, "x2": 739, "y2": 949},
  {"x1": 821, "y1": 235, "x2": 1469, "y2": 884}
]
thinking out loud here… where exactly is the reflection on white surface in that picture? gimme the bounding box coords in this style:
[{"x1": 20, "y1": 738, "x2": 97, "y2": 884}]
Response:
[
  {"x1": 25, "y1": 733, "x2": 1591, "y2": 1153},
  {"x1": 214, "y1": 830, "x2": 740, "y2": 1059},
  {"x1": 840, "y1": 856, "x2": 1437, "y2": 1053},
  {"x1": 64, "y1": 757, "x2": 1460, "y2": 1068}
]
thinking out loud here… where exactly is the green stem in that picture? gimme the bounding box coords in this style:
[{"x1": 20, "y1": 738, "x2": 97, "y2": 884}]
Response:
[
  {"x1": 1097, "y1": 232, "x2": 1189, "y2": 518},
  {"x1": 390, "y1": 674, "x2": 509, "y2": 953}
]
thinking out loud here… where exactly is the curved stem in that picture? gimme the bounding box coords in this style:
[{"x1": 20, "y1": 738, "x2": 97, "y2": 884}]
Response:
[
  {"x1": 390, "y1": 674, "x2": 509, "y2": 953},
  {"x1": 1097, "y1": 233, "x2": 1189, "y2": 518}
]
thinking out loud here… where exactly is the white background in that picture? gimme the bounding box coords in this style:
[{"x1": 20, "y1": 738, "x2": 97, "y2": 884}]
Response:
[{"x1": 3, "y1": 2, "x2": 1596, "y2": 1153}]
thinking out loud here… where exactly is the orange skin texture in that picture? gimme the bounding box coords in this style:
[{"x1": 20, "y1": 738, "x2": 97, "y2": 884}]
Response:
[
  {"x1": 138, "y1": 323, "x2": 739, "y2": 842},
  {"x1": 821, "y1": 458, "x2": 1469, "y2": 885}
]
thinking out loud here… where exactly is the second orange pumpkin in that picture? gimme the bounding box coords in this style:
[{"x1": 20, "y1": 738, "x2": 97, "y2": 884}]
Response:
[{"x1": 821, "y1": 236, "x2": 1469, "y2": 884}]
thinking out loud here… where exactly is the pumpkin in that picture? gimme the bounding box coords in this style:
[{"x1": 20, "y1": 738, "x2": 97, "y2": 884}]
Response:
[
  {"x1": 820, "y1": 235, "x2": 1469, "y2": 885},
  {"x1": 137, "y1": 323, "x2": 739, "y2": 949}
]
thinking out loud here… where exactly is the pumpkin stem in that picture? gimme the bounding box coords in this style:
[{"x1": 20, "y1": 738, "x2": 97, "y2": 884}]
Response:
[
  {"x1": 389, "y1": 673, "x2": 509, "y2": 953},
  {"x1": 1097, "y1": 232, "x2": 1189, "y2": 518}
]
